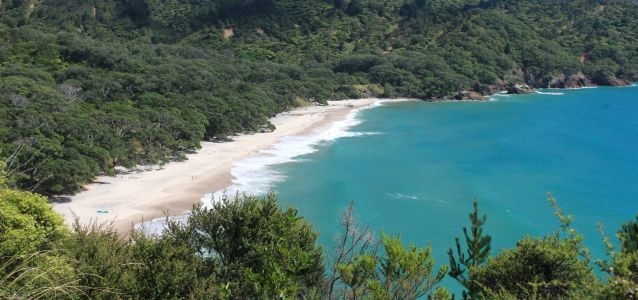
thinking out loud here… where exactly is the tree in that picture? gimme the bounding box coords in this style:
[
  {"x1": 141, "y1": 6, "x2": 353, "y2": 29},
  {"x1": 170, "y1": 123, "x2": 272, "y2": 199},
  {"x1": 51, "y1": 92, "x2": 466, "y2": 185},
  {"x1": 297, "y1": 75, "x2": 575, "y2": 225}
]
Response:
[
  {"x1": 370, "y1": 233, "x2": 449, "y2": 299},
  {"x1": 0, "y1": 167, "x2": 68, "y2": 257},
  {"x1": 336, "y1": 233, "x2": 449, "y2": 299},
  {"x1": 326, "y1": 202, "x2": 378, "y2": 299},
  {"x1": 619, "y1": 216, "x2": 638, "y2": 253},
  {"x1": 331, "y1": 203, "x2": 449, "y2": 299},
  {"x1": 0, "y1": 161, "x2": 79, "y2": 299},
  {"x1": 62, "y1": 220, "x2": 130, "y2": 299},
  {"x1": 597, "y1": 216, "x2": 638, "y2": 299},
  {"x1": 128, "y1": 228, "x2": 220, "y2": 299},
  {"x1": 448, "y1": 198, "x2": 491, "y2": 299},
  {"x1": 470, "y1": 234, "x2": 601, "y2": 299},
  {"x1": 470, "y1": 197, "x2": 601, "y2": 299},
  {"x1": 165, "y1": 192, "x2": 324, "y2": 299}
]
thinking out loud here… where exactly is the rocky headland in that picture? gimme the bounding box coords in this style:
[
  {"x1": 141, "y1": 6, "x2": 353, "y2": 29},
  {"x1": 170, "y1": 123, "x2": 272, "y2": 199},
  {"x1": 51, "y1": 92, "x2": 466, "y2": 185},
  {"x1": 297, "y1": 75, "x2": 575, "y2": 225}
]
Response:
[{"x1": 436, "y1": 71, "x2": 634, "y2": 102}]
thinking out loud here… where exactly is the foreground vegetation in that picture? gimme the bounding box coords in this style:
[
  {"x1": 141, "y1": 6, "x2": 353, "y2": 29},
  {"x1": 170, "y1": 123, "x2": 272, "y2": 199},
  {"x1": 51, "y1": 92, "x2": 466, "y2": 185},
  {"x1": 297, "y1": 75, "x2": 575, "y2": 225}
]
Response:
[
  {"x1": 1, "y1": 0, "x2": 637, "y2": 195},
  {"x1": 1, "y1": 164, "x2": 637, "y2": 299}
]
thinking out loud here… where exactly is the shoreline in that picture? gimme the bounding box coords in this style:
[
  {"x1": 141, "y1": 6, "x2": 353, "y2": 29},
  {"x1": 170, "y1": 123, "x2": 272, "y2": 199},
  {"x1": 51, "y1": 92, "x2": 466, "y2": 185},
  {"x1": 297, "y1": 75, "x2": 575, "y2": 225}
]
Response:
[{"x1": 52, "y1": 98, "x2": 401, "y2": 234}]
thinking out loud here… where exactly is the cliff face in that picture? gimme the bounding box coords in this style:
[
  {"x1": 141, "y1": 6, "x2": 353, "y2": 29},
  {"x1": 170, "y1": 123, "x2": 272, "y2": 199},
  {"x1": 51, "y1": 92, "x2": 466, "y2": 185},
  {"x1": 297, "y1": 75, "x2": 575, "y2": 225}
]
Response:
[
  {"x1": 469, "y1": 68, "x2": 633, "y2": 100},
  {"x1": 442, "y1": 71, "x2": 632, "y2": 102},
  {"x1": 546, "y1": 73, "x2": 593, "y2": 89},
  {"x1": 543, "y1": 72, "x2": 631, "y2": 89},
  {"x1": 453, "y1": 90, "x2": 487, "y2": 101},
  {"x1": 606, "y1": 77, "x2": 633, "y2": 86},
  {"x1": 506, "y1": 83, "x2": 534, "y2": 94}
]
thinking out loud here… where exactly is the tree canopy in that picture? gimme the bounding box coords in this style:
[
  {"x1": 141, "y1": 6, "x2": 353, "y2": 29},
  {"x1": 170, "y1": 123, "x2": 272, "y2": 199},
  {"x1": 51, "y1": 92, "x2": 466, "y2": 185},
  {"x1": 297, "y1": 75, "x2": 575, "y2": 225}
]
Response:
[{"x1": 1, "y1": 162, "x2": 638, "y2": 300}]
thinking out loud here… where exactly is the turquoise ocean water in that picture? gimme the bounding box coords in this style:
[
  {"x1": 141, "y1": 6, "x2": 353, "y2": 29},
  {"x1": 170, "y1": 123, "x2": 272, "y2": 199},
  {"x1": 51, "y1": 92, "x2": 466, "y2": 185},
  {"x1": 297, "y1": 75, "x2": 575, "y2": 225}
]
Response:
[
  {"x1": 264, "y1": 85, "x2": 638, "y2": 289},
  {"x1": 135, "y1": 85, "x2": 638, "y2": 292}
]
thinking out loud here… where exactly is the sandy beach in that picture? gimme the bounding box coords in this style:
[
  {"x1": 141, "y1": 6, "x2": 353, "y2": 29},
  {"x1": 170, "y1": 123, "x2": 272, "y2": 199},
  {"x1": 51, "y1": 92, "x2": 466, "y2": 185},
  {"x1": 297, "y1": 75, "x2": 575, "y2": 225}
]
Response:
[{"x1": 52, "y1": 99, "x2": 382, "y2": 234}]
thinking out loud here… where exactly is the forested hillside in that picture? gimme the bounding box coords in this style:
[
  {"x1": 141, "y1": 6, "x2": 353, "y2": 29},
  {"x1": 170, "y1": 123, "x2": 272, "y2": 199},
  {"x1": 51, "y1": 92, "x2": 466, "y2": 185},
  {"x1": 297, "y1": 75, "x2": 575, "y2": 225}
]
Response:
[{"x1": 1, "y1": 0, "x2": 637, "y2": 194}]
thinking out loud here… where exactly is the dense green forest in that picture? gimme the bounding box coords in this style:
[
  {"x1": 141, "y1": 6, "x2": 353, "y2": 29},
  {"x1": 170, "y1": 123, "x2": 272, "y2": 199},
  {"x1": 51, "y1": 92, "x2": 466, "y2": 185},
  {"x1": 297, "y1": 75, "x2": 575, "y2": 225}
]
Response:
[{"x1": 0, "y1": 0, "x2": 637, "y2": 195}]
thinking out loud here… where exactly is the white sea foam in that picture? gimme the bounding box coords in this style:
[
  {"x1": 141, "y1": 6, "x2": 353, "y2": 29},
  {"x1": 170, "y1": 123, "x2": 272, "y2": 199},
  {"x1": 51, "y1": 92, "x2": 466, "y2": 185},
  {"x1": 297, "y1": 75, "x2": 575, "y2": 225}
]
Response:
[
  {"x1": 202, "y1": 102, "x2": 384, "y2": 207},
  {"x1": 492, "y1": 93, "x2": 511, "y2": 97},
  {"x1": 386, "y1": 192, "x2": 420, "y2": 200},
  {"x1": 571, "y1": 86, "x2": 599, "y2": 89},
  {"x1": 535, "y1": 91, "x2": 565, "y2": 95},
  {"x1": 137, "y1": 99, "x2": 392, "y2": 234},
  {"x1": 134, "y1": 212, "x2": 189, "y2": 235}
]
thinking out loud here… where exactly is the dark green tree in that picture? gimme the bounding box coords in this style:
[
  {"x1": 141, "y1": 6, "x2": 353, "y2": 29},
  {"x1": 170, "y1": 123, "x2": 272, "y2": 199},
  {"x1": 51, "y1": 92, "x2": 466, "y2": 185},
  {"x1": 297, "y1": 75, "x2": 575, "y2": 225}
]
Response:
[
  {"x1": 64, "y1": 221, "x2": 132, "y2": 299},
  {"x1": 598, "y1": 216, "x2": 638, "y2": 299},
  {"x1": 165, "y1": 192, "x2": 324, "y2": 299},
  {"x1": 619, "y1": 216, "x2": 638, "y2": 253},
  {"x1": 471, "y1": 234, "x2": 601, "y2": 299},
  {"x1": 470, "y1": 196, "x2": 601, "y2": 299},
  {"x1": 447, "y1": 198, "x2": 491, "y2": 299}
]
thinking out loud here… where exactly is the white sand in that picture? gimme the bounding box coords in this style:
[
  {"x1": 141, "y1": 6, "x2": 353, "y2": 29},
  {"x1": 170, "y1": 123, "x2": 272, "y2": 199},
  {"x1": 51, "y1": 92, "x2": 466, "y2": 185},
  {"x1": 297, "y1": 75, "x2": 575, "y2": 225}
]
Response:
[{"x1": 52, "y1": 99, "x2": 382, "y2": 234}]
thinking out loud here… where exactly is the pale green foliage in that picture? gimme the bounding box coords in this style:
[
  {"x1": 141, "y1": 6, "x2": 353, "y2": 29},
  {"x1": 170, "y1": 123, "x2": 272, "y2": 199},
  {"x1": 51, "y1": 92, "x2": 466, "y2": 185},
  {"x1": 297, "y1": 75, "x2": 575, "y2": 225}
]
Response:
[
  {"x1": 597, "y1": 216, "x2": 638, "y2": 299},
  {"x1": 64, "y1": 220, "x2": 134, "y2": 299},
  {"x1": 370, "y1": 233, "x2": 448, "y2": 299},
  {"x1": 548, "y1": 194, "x2": 592, "y2": 261},
  {"x1": 0, "y1": 188, "x2": 67, "y2": 257},
  {"x1": 337, "y1": 252, "x2": 377, "y2": 298},
  {"x1": 0, "y1": 163, "x2": 79, "y2": 298},
  {"x1": 337, "y1": 233, "x2": 448, "y2": 299},
  {"x1": 600, "y1": 251, "x2": 638, "y2": 299},
  {"x1": 0, "y1": 250, "x2": 82, "y2": 299},
  {"x1": 0, "y1": 165, "x2": 67, "y2": 257},
  {"x1": 0, "y1": 159, "x2": 6, "y2": 188}
]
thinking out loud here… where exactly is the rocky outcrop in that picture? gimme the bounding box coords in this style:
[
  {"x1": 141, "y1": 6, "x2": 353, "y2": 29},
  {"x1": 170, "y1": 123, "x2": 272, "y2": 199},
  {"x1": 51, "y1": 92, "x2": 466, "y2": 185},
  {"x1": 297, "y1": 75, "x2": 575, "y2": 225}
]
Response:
[
  {"x1": 547, "y1": 72, "x2": 593, "y2": 88},
  {"x1": 432, "y1": 70, "x2": 632, "y2": 102},
  {"x1": 453, "y1": 90, "x2": 487, "y2": 101},
  {"x1": 473, "y1": 82, "x2": 503, "y2": 96},
  {"x1": 532, "y1": 70, "x2": 632, "y2": 89},
  {"x1": 506, "y1": 83, "x2": 534, "y2": 94},
  {"x1": 606, "y1": 77, "x2": 631, "y2": 86}
]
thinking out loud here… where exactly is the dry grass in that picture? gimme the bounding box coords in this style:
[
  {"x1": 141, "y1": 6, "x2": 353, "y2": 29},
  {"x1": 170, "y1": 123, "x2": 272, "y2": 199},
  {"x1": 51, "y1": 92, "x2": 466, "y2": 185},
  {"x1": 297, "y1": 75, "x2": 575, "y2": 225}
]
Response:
[{"x1": 0, "y1": 250, "x2": 85, "y2": 299}]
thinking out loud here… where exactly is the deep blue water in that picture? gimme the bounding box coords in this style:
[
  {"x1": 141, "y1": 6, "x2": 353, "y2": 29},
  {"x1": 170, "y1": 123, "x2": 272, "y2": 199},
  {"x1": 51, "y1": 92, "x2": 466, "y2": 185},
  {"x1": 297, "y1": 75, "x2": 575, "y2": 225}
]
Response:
[{"x1": 270, "y1": 86, "x2": 638, "y2": 290}]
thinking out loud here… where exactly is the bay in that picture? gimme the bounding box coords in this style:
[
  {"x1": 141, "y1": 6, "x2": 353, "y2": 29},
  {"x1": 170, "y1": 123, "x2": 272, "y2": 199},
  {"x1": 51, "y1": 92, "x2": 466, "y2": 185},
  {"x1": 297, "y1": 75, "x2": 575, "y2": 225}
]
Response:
[{"x1": 269, "y1": 85, "x2": 638, "y2": 286}]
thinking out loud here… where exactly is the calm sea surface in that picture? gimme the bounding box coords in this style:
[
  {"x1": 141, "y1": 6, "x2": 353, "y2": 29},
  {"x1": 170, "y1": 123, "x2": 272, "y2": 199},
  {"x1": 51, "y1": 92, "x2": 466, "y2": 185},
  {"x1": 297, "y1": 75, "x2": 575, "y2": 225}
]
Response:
[{"x1": 268, "y1": 86, "x2": 638, "y2": 283}]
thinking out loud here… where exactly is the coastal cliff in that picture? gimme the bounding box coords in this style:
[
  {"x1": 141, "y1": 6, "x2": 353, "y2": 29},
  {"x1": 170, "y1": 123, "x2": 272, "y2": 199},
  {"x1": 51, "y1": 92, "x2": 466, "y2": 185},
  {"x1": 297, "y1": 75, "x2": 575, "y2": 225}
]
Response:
[{"x1": 443, "y1": 71, "x2": 633, "y2": 102}]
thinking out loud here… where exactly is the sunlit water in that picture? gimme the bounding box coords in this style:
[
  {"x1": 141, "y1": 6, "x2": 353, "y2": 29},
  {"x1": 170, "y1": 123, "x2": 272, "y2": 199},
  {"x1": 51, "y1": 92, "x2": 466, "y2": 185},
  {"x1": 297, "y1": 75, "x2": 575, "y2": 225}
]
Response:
[
  {"x1": 269, "y1": 86, "x2": 638, "y2": 291},
  {"x1": 141, "y1": 85, "x2": 638, "y2": 293}
]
